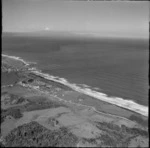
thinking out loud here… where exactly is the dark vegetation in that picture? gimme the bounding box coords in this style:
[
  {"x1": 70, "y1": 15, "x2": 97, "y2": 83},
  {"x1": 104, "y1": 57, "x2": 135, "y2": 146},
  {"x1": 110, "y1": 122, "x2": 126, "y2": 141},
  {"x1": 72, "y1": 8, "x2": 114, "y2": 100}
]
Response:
[
  {"x1": 129, "y1": 114, "x2": 148, "y2": 127},
  {"x1": 1, "y1": 108, "x2": 23, "y2": 123},
  {"x1": 82, "y1": 138, "x2": 97, "y2": 145},
  {"x1": 0, "y1": 142, "x2": 5, "y2": 147},
  {"x1": 1, "y1": 92, "x2": 8, "y2": 95},
  {"x1": 97, "y1": 122, "x2": 148, "y2": 137},
  {"x1": 22, "y1": 78, "x2": 34, "y2": 84},
  {"x1": 2, "y1": 93, "x2": 25, "y2": 106},
  {"x1": 1, "y1": 93, "x2": 26, "y2": 123},
  {"x1": 1, "y1": 62, "x2": 15, "y2": 72},
  {"x1": 16, "y1": 97, "x2": 25, "y2": 104},
  {"x1": 121, "y1": 125, "x2": 149, "y2": 137},
  {"x1": 95, "y1": 122, "x2": 149, "y2": 147},
  {"x1": 1, "y1": 95, "x2": 67, "y2": 123},
  {"x1": 2, "y1": 71, "x2": 19, "y2": 86},
  {"x1": 4, "y1": 121, "x2": 78, "y2": 147},
  {"x1": 28, "y1": 78, "x2": 34, "y2": 83},
  {"x1": 24, "y1": 97, "x2": 66, "y2": 112},
  {"x1": 100, "y1": 134, "x2": 118, "y2": 147}
]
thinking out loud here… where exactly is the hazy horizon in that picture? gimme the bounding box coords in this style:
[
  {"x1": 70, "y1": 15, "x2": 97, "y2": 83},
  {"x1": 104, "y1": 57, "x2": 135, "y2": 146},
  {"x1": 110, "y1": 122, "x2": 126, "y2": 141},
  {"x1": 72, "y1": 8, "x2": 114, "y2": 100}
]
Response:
[{"x1": 2, "y1": 0, "x2": 149, "y2": 39}]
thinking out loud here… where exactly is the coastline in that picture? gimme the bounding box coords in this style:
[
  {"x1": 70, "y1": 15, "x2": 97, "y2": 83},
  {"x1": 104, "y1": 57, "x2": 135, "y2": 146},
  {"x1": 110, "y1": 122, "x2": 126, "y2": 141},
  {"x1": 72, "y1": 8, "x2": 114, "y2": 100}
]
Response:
[
  {"x1": 1, "y1": 53, "x2": 149, "y2": 147},
  {"x1": 2, "y1": 53, "x2": 148, "y2": 117}
]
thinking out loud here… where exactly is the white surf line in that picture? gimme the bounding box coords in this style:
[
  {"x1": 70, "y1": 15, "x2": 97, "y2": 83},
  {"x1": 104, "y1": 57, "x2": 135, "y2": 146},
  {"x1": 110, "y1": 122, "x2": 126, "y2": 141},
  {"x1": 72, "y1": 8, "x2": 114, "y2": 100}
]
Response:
[
  {"x1": 32, "y1": 70, "x2": 148, "y2": 117},
  {"x1": 2, "y1": 54, "x2": 148, "y2": 117}
]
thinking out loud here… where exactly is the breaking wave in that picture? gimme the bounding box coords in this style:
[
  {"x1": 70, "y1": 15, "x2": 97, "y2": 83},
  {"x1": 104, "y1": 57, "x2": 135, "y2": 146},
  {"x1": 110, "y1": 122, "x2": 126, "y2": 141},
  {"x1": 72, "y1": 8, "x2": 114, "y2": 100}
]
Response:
[{"x1": 2, "y1": 54, "x2": 148, "y2": 117}]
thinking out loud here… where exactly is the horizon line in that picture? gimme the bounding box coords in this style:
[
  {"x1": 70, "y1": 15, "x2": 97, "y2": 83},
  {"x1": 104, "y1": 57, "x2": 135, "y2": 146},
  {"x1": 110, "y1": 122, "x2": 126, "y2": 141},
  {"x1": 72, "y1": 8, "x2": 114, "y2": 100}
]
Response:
[{"x1": 2, "y1": 30, "x2": 149, "y2": 40}]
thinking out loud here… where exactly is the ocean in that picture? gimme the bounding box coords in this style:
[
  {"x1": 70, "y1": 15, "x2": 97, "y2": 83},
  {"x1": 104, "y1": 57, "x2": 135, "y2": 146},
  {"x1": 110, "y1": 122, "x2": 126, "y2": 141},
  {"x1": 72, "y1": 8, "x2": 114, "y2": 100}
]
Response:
[{"x1": 2, "y1": 33, "x2": 149, "y2": 115}]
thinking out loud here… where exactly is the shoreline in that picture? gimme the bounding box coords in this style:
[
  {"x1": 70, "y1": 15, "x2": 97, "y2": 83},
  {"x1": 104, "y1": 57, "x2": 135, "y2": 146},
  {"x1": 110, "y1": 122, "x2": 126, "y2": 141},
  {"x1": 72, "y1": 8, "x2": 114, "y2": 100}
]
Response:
[
  {"x1": 1, "y1": 53, "x2": 149, "y2": 147},
  {"x1": 2, "y1": 53, "x2": 148, "y2": 117}
]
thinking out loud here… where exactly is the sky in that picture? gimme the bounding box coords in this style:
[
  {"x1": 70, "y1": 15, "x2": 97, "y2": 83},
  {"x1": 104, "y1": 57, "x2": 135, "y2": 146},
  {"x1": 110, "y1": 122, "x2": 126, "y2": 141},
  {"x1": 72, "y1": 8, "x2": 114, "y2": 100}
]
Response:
[{"x1": 2, "y1": 0, "x2": 149, "y2": 38}]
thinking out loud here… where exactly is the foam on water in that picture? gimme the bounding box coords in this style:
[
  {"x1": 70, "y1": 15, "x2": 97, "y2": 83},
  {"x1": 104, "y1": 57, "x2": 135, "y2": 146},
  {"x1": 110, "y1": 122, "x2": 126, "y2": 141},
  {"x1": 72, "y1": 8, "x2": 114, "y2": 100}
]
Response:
[
  {"x1": 2, "y1": 54, "x2": 148, "y2": 117},
  {"x1": 32, "y1": 70, "x2": 148, "y2": 117},
  {"x1": 77, "y1": 84, "x2": 91, "y2": 88}
]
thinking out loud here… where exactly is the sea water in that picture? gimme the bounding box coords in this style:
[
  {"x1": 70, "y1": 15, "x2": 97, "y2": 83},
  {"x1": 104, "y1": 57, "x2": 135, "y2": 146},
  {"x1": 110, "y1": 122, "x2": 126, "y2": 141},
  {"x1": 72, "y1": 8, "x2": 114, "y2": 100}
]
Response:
[{"x1": 2, "y1": 33, "x2": 149, "y2": 116}]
